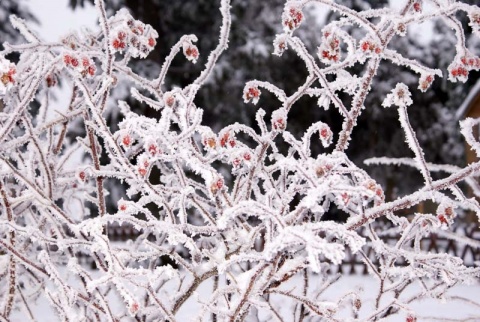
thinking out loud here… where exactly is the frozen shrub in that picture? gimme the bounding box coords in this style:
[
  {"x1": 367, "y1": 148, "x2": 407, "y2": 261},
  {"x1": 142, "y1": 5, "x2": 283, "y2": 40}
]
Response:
[{"x1": 0, "y1": 0, "x2": 479, "y2": 321}]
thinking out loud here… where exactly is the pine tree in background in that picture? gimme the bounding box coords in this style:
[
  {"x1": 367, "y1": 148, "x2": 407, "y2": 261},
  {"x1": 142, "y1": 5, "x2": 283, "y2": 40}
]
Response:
[{"x1": 68, "y1": 0, "x2": 479, "y2": 208}]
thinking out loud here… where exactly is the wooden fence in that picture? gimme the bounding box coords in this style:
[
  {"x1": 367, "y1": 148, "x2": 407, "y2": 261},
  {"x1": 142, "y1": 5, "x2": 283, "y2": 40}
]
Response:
[
  {"x1": 334, "y1": 223, "x2": 480, "y2": 275},
  {"x1": 78, "y1": 223, "x2": 480, "y2": 275}
]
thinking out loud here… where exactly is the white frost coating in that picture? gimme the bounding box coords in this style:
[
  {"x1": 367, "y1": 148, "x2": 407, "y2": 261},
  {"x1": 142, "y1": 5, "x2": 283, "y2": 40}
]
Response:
[
  {"x1": 382, "y1": 83, "x2": 413, "y2": 108},
  {"x1": 0, "y1": 56, "x2": 16, "y2": 95},
  {"x1": 0, "y1": 0, "x2": 479, "y2": 321}
]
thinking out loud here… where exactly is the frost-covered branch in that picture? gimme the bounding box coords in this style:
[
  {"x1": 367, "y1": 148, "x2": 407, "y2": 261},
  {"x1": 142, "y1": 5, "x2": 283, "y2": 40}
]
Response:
[{"x1": 0, "y1": 0, "x2": 479, "y2": 320}]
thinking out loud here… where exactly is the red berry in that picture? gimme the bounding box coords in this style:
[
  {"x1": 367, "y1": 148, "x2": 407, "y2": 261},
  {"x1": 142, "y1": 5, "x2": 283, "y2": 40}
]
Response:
[
  {"x1": 70, "y1": 58, "x2": 79, "y2": 67},
  {"x1": 220, "y1": 132, "x2": 230, "y2": 147},
  {"x1": 247, "y1": 87, "x2": 260, "y2": 100},
  {"x1": 320, "y1": 128, "x2": 329, "y2": 138},
  {"x1": 413, "y1": 2, "x2": 421, "y2": 12},
  {"x1": 361, "y1": 41, "x2": 370, "y2": 51},
  {"x1": 112, "y1": 39, "x2": 126, "y2": 50},
  {"x1": 118, "y1": 31, "x2": 127, "y2": 40},
  {"x1": 438, "y1": 214, "x2": 448, "y2": 224},
  {"x1": 87, "y1": 65, "x2": 96, "y2": 76},
  {"x1": 185, "y1": 46, "x2": 199, "y2": 59},
  {"x1": 165, "y1": 94, "x2": 175, "y2": 107},
  {"x1": 148, "y1": 144, "x2": 157, "y2": 156},
  {"x1": 243, "y1": 153, "x2": 251, "y2": 161},
  {"x1": 79, "y1": 171, "x2": 86, "y2": 181},
  {"x1": 273, "y1": 118, "x2": 285, "y2": 130},
  {"x1": 445, "y1": 207, "x2": 454, "y2": 217},
  {"x1": 46, "y1": 74, "x2": 56, "y2": 87},
  {"x1": 138, "y1": 168, "x2": 147, "y2": 176},
  {"x1": 64, "y1": 54, "x2": 72, "y2": 65},
  {"x1": 406, "y1": 314, "x2": 417, "y2": 322},
  {"x1": 119, "y1": 203, "x2": 127, "y2": 211},
  {"x1": 130, "y1": 302, "x2": 139, "y2": 314},
  {"x1": 216, "y1": 179, "x2": 224, "y2": 189},
  {"x1": 122, "y1": 135, "x2": 131, "y2": 147},
  {"x1": 204, "y1": 137, "x2": 216, "y2": 149},
  {"x1": 148, "y1": 37, "x2": 156, "y2": 47}
]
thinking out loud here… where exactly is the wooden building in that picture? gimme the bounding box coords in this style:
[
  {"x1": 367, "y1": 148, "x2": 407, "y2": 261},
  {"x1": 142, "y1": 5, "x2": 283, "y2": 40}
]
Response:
[
  {"x1": 456, "y1": 79, "x2": 480, "y2": 222},
  {"x1": 456, "y1": 79, "x2": 480, "y2": 165}
]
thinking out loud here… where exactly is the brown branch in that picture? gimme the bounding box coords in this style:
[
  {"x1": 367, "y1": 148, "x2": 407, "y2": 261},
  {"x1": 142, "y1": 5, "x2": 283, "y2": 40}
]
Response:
[{"x1": 0, "y1": 180, "x2": 16, "y2": 319}]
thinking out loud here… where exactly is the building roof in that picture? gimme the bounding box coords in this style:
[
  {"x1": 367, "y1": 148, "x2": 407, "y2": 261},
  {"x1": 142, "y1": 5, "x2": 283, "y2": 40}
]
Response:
[{"x1": 456, "y1": 78, "x2": 480, "y2": 120}]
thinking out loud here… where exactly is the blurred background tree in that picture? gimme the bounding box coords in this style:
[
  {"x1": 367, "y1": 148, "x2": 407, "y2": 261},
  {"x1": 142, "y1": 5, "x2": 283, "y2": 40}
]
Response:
[
  {"x1": 0, "y1": 1, "x2": 35, "y2": 49},
  {"x1": 67, "y1": 0, "x2": 479, "y2": 212}
]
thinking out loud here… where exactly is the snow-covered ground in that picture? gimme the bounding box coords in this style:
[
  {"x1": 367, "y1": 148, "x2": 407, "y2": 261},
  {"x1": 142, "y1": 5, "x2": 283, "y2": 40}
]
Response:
[{"x1": 11, "y1": 272, "x2": 480, "y2": 321}]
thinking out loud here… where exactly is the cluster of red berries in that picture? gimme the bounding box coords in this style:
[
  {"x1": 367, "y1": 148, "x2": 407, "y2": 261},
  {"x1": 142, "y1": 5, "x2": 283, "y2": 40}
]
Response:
[
  {"x1": 129, "y1": 302, "x2": 140, "y2": 315},
  {"x1": 137, "y1": 157, "x2": 150, "y2": 177},
  {"x1": 319, "y1": 124, "x2": 333, "y2": 147},
  {"x1": 231, "y1": 151, "x2": 252, "y2": 169},
  {"x1": 437, "y1": 203, "x2": 455, "y2": 227},
  {"x1": 472, "y1": 12, "x2": 480, "y2": 25},
  {"x1": 469, "y1": 12, "x2": 480, "y2": 35},
  {"x1": 219, "y1": 131, "x2": 236, "y2": 148},
  {"x1": 109, "y1": 14, "x2": 158, "y2": 59},
  {"x1": 406, "y1": 314, "x2": 417, "y2": 322},
  {"x1": 315, "y1": 163, "x2": 332, "y2": 178},
  {"x1": 183, "y1": 42, "x2": 200, "y2": 63},
  {"x1": 461, "y1": 55, "x2": 480, "y2": 68},
  {"x1": 272, "y1": 117, "x2": 286, "y2": 131},
  {"x1": 413, "y1": 1, "x2": 422, "y2": 13},
  {"x1": 118, "y1": 199, "x2": 127, "y2": 211},
  {"x1": 0, "y1": 66, "x2": 16, "y2": 87},
  {"x1": 164, "y1": 92, "x2": 176, "y2": 108},
  {"x1": 418, "y1": 74, "x2": 434, "y2": 92},
  {"x1": 449, "y1": 53, "x2": 480, "y2": 82},
  {"x1": 121, "y1": 134, "x2": 132, "y2": 147},
  {"x1": 318, "y1": 32, "x2": 341, "y2": 64},
  {"x1": 45, "y1": 74, "x2": 57, "y2": 88},
  {"x1": 364, "y1": 179, "x2": 385, "y2": 206},
  {"x1": 449, "y1": 63, "x2": 469, "y2": 82},
  {"x1": 341, "y1": 192, "x2": 350, "y2": 206},
  {"x1": 243, "y1": 86, "x2": 261, "y2": 104},
  {"x1": 283, "y1": 6, "x2": 304, "y2": 31},
  {"x1": 359, "y1": 39, "x2": 382, "y2": 55},
  {"x1": 146, "y1": 142, "x2": 159, "y2": 157},
  {"x1": 201, "y1": 131, "x2": 237, "y2": 151},
  {"x1": 202, "y1": 134, "x2": 217, "y2": 150},
  {"x1": 273, "y1": 35, "x2": 288, "y2": 56},
  {"x1": 64, "y1": 54, "x2": 96, "y2": 77},
  {"x1": 78, "y1": 170, "x2": 86, "y2": 182},
  {"x1": 271, "y1": 109, "x2": 287, "y2": 132},
  {"x1": 210, "y1": 177, "x2": 224, "y2": 195}
]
